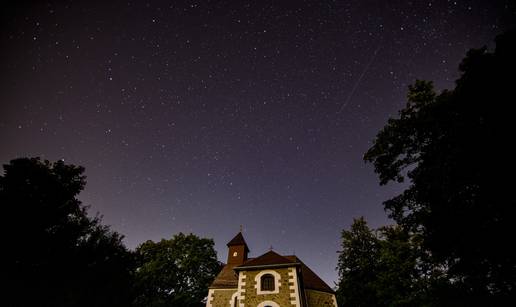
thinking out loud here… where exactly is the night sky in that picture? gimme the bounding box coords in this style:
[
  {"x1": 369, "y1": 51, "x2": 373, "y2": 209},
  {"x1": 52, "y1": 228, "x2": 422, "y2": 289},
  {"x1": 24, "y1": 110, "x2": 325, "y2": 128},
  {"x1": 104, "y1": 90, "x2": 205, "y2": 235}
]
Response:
[{"x1": 2, "y1": 0, "x2": 515, "y2": 286}]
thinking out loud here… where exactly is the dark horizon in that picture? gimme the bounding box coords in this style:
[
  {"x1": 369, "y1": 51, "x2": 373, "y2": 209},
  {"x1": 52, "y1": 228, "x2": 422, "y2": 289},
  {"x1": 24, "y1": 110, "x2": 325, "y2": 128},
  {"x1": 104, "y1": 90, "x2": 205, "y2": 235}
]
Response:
[{"x1": 1, "y1": 0, "x2": 514, "y2": 285}]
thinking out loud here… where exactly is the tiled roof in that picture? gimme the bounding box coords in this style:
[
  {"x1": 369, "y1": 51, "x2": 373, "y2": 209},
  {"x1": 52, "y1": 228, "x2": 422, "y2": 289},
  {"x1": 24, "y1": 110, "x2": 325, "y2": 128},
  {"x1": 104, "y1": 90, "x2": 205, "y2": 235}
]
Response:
[
  {"x1": 210, "y1": 250, "x2": 334, "y2": 294},
  {"x1": 209, "y1": 263, "x2": 239, "y2": 289},
  {"x1": 285, "y1": 256, "x2": 335, "y2": 293},
  {"x1": 235, "y1": 250, "x2": 296, "y2": 269}
]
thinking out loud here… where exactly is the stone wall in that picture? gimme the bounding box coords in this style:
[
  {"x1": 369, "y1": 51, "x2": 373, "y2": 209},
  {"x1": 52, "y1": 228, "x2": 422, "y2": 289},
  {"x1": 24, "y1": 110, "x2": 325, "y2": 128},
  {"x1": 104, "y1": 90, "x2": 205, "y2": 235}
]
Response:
[
  {"x1": 207, "y1": 270, "x2": 338, "y2": 307},
  {"x1": 241, "y1": 267, "x2": 299, "y2": 306},
  {"x1": 305, "y1": 289, "x2": 338, "y2": 307},
  {"x1": 207, "y1": 288, "x2": 237, "y2": 307}
]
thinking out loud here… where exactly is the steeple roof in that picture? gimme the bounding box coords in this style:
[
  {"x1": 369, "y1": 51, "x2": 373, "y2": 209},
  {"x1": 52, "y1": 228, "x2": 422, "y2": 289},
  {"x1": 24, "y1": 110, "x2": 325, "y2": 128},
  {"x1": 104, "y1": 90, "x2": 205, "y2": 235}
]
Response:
[{"x1": 226, "y1": 232, "x2": 249, "y2": 251}]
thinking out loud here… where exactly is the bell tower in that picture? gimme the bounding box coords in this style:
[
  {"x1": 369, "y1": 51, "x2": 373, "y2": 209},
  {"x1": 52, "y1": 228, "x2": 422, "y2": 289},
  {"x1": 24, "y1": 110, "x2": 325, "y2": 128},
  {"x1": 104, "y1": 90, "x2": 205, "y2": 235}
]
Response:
[{"x1": 226, "y1": 231, "x2": 249, "y2": 265}]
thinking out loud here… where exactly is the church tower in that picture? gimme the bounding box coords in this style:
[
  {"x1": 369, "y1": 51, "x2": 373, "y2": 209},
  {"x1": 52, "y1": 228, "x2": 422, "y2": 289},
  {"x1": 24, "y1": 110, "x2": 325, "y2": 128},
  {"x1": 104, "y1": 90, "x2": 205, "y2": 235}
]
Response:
[{"x1": 226, "y1": 232, "x2": 249, "y2": 265}]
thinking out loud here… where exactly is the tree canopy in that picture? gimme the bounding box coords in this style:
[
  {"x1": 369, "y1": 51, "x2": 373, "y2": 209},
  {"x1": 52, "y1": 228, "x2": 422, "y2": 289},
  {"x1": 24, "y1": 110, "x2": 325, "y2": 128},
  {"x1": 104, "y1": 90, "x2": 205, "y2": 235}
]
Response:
[
  {"x1": 336, "y1": 217, "x2": 381, "y2": 307},
  {"x1": 1, "y1": 157, "x2": 135, "y2": 307},
  {"x1": 336, "y1": 218, "x2": 434, "y2": 307},
  {"x1": 363, "y1": 30, "x2": 516, "y2": 303},
  {"x1": 133, "y1": 233, "x2": 220, "y2": 307}
]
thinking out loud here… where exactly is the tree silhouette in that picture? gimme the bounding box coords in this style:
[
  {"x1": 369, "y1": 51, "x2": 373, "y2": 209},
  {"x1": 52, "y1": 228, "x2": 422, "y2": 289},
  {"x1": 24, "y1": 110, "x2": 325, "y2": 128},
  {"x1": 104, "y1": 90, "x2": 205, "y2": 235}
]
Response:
[
  {"x1": 364, "y1": 30, "x2": 516, "y2": 304},
  {"x1": 2, "y1": 157, "x2": 134, "y2": 307}
]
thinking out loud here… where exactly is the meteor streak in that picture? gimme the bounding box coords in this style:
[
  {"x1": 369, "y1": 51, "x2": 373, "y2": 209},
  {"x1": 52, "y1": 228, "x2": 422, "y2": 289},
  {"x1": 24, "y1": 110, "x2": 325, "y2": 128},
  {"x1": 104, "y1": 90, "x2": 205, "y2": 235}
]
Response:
[{"x1": 338, "y1": 45, "x2": 381, "y2": 114}]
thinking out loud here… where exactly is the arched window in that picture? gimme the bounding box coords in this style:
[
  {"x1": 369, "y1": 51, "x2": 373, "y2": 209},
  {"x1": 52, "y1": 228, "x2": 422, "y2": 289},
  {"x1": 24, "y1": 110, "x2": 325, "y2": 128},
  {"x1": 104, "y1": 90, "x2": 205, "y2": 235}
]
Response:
[
  {"x1": 255, "y1": 270, "x2": 280, "y2": 294},
  {"x1": 260, "y1": 274, "x2": 275, "y2": 291}
]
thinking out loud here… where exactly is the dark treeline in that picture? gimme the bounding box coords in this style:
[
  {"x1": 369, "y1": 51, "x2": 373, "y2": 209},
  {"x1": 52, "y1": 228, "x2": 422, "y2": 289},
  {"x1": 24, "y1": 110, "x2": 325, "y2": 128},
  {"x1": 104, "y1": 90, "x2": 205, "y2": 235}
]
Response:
[
  {"x1": 336, "y1": 30, "x2": 516, "y2": 306},
  {"x1": 1, "y1": 158, "x2": 220, "y2": 307}
]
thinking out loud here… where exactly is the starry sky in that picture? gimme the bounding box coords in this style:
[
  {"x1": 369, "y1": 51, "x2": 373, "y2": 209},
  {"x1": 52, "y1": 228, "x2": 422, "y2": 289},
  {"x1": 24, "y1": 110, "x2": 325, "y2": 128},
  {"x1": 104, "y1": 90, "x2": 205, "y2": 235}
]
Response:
[{"x1": 1, "y1": 0, "x2": 515, "y2": 286}]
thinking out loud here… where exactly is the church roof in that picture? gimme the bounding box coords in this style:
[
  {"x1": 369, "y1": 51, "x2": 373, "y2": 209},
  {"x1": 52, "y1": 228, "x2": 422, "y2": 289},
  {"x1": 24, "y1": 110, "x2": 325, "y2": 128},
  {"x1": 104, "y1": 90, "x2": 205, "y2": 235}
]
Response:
[
  {"x1": 285, "y1": 256, "x2": 335, "y2": 293},
  {"x1": 226, "y1": 232, "x2": 249, "y2": 251},
  {"x1": 209, "y1": 263, "x2": 240, "y2": 288},
  {"x1": 234, "y1": 250, "x2": 297, "y2": 269},
  {"x1": 210, "y1": 250, "x2": 334, "y2": 293}
]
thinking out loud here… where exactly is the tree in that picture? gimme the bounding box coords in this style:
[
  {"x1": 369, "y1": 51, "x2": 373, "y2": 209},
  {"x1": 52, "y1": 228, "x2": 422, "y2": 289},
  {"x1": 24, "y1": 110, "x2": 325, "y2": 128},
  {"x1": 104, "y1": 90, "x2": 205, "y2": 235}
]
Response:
[
  {"x1": 336, "y1": 217, "x2": 381, "y2": 307},
  {"x1": 373, "y1": 226, "x2": 439, "y2": 307},
  {"x1": 364, "y1": 30, "x2": 516, "y2": 304},
  {"x1": 133, "y1": 233, "x2": 220, "y2": 307},
  {"x1": 1, "y1": 157, "x2": 134, "y2": 307},
  {"x1": 336, "y1": 218, "x2": 434, "y2": 307}
]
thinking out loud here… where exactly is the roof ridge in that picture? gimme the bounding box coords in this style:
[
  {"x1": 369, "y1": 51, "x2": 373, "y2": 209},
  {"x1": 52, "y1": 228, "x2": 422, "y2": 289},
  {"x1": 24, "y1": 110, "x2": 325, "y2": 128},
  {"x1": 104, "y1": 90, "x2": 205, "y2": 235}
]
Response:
[{"x1": 234, "y1": 250, "x2": 296, "y2": 269}]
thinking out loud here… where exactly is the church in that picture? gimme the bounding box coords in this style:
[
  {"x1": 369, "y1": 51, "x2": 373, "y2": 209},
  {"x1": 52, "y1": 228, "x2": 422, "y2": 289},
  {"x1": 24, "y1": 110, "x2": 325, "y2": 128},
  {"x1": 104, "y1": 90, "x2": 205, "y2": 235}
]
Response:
[{"x1": 206, "y1": 232, "x2": 338, "y2": 307}]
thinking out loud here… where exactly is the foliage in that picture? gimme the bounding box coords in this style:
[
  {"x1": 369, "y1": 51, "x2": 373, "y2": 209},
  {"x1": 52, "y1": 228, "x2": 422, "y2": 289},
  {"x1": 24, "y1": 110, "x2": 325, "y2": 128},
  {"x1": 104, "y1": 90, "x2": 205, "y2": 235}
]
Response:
[
  {"x1": 374, "y1": 226, "x2": 424, "y2": 306},
  {"x1": 1, "y1": 157, "x2": 135, "y2": 307},
  {"x1": 336, "y1": 217, "x2": 381, "y2": 306},
  {"x1": 364, "y1": 30, "x2": 516, "y2": 304},
  {"x1": 133, "y1": 233, "x2": 220, "y2": 307},
  {"x1": 336, "y1": 218, "x2": 437, "y2": 307}
]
